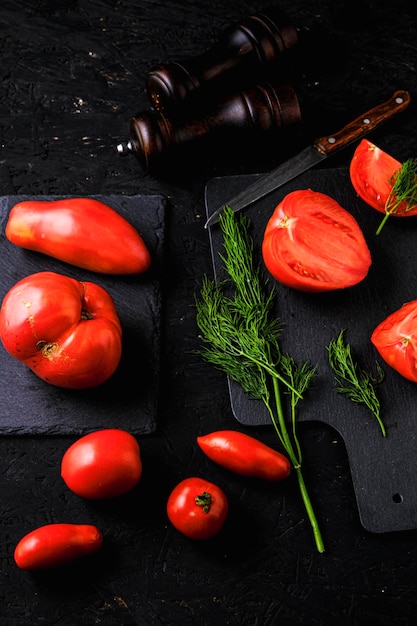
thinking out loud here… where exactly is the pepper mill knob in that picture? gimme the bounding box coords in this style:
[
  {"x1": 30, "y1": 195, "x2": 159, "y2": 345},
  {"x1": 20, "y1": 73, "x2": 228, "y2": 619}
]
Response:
[
  {"x1": 146, "y1": 7, "x2": 299, "y2": 113},
  {"x1": 126, "y1": 82, "x2": 301, "y2": 172}
]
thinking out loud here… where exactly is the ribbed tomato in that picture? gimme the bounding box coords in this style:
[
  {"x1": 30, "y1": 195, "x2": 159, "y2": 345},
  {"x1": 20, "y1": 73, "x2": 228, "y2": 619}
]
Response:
[
  {"x1": 262, "y1": 189, "x2": 371, "y2": 292},
  {"x1": 0, "y1": 271, "x2": 122, "y2": 389}
]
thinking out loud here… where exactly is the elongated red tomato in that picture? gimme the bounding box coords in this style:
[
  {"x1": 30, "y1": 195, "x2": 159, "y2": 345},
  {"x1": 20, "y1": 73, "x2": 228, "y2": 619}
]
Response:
[
  {"x1": 167, "y1": 477, "x2": 228, "y2": 540},
  {"x1": 14, "y1": 523, "x2": 103, "y2": 570},
  {"x1": 350, "y1": 138, "x2": 417, "y2": 216},
  {"x1": 262, "y1": 189, "x2": 371, "y2": 292},
  {"x1": 61, "y1": 429, "x2": 142, "y2": 499},
  {"x1": 6, "y1": 198, "x2": 151, "y2": 274},
  {"x1": 0, "y1": 271, "x2": 122, "y2": 389},
  {"x1": 197, "y1": 430, "x2": 291, "y2": 481},
  {"x1": 371, "y1": 299, "x2": 417, "y2": 382}
]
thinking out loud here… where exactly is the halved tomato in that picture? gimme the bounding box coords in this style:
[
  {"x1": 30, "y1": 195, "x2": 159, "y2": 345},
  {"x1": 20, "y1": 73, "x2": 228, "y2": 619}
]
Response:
[
  {"x1": 262, "y1": 189, "x2": 371, "y2": 292},
  {"x1": 349, "y1": 138, "x2": 417, "y2": 217},
  {"x1": 371, "y1": 300, "x2": 417, "y2": 383}
]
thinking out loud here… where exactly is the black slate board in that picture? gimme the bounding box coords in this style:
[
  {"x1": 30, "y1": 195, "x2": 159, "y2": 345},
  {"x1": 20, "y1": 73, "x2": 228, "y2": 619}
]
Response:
[
  {"x1": 206, "y1": 168, "x2": 417, "y2": 534},
  {"x1": 0, "y1": 194, "x2": 166, "y2": 436}
]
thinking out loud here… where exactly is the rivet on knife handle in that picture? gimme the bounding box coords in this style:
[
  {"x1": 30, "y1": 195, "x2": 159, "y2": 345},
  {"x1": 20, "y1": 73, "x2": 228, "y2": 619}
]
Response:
[{"x1": 314, "y1": 89, "x2": 411, "y2": 155}]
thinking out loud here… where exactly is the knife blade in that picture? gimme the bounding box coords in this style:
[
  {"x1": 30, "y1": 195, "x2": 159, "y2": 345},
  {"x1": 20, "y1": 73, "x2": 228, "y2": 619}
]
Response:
[{"x1": 204, "y1": 89, "x2": 411, "y2": 228}]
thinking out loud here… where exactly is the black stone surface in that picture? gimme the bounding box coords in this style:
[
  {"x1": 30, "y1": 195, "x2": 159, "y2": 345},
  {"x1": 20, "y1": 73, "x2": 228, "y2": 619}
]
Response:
[
  {"x1": 1, "y1": 1, "x2": 417, "y2": 624},
  {"x1": 0, "y1": 194, "x2": 165, "y2": 435}
]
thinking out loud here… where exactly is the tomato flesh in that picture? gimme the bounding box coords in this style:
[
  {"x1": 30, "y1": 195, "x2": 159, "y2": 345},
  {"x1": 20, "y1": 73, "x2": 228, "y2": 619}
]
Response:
[
  {"x1": 350, "y1": 138, "x2": 417, "y2": 216},
  {"x1": 262, "y1": 189, "x2": 371, "y2": 292},
  {"x1": 371, "y1": 299, "x2": 417, "y2": 382}
]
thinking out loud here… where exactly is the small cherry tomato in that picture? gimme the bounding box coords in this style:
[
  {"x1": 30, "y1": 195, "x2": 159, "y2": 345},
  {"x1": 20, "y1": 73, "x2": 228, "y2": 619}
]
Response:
[
  {"x1": 14, "y1": 523, "x2": 103, "y2": 570},
  {"x1": 6, "y1": 198, "x2": 151, "y2": 274},
  {"x1": 61, "y1": 429, "x2": 142, "y2": 499},
  {"x1": 167, "y1": 477, "x2": 228, "y2": 540},
  {"x1": 350, "y1": 139, "x2": 417, "y2": 216},
  {"x1": 197, "y1": 430, "x2": 291, "y2": 481},
  {"x1": 262, "y1": 189, "x2": 371, "y2": 292},
  {"x1": 0, "y1": 271, "x2": 122, "y2": 389},
  {"x1": 371, "y1": 299, "x2": 417, "y2": 382}
]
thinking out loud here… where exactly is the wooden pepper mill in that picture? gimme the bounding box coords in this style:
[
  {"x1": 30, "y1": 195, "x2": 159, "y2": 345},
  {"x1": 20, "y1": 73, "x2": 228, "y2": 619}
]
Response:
[
  {"x1": 146, "y1": 7, "x2": 299, "y2": 113},
  {"x1": 117, "y1": 82, "x2": 301, "y2": 172}
]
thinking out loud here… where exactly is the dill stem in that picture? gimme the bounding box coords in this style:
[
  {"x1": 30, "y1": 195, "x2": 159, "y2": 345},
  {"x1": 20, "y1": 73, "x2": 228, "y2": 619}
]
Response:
[
  {"x1": 294, "y1": 466, "x2": 325, "y2": 553},
  {"x1": 375, "y1": 211, "x2": 391, "y2": 235},
  {"x1": 269, "y1": 375, "x2": 325, "y2": 553}
]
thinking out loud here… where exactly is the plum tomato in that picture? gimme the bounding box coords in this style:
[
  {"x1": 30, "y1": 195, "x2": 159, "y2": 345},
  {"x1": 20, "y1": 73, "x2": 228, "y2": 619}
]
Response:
[
  {"x1": 197, "y1": 430, "x2": 291, "y2": 481},
  {"x1": 6, "y1": 197, "x2": 151, "y2": 274},
  {"x1": 371, "y1": 299, "x2": 417, "y2": 383},
  {"x1": 14, "y1": 523, "x2": 103, "y2": 570},
  {"x1": 0, "y1": 271, "x2": 122, "y2": 389},
  {"x1": 61, "y1": 429, "x2": 142, "y2": 499},
  {"x1": 350, "y1": 138, "x2": 417, "y2": 217},
  {"x1": 167, "y1": 477, "x2": 228, "y2": 540},
  {"x1": 262, "y1": 189, "x2": 371, "y2": 292}
]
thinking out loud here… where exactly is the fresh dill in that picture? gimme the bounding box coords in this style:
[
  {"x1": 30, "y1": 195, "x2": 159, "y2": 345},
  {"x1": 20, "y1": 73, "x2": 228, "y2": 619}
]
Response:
[
  {"x1": 327, "y1": 329, "x2": 386, "y2": 437},
  {"x1": 376, "y1": 157, "x2": 417, "y2": 235},
  {"x1": 195, "y1": 206, "x2": 324, "y2": 553}
]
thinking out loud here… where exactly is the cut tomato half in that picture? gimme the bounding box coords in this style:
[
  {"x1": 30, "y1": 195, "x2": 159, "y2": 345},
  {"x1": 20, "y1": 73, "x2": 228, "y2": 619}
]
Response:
[
  {"x1": 262, "y1": 189, "x2": 371, "y2": 292},
  {"x1": 349, "y1": 138, "x2": 417, "y2": 217}
]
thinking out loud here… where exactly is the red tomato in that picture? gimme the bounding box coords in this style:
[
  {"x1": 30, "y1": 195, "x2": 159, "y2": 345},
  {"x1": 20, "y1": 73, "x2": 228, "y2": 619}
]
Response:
[
  {"x1": 262, "y1": 189, "x2": 371, "y2": 292},
  {"x1": 6, "y1": 198, "x2": 151, "y2": 274},
  {"x1": 350, "y1": 138, "x2": 417, "y2": 216},
  {"x1": 167, "y1": 477, "x2": 228, "y2": 540},
  {"x1": 197, "y1": 430, "x2": 291, "y2": 481},
  {"x1": 61, "y1": 429, "x2": 142, "y2": 499},
  {"x1": 371, "y1": 299, "x2": 417, "y2": 382},
  {"x1": 14, "y1": 523, "x2": 103, "y2": 570},
  {"x1": 0, "y1": 271, "x2": 122, "y2": 389}
]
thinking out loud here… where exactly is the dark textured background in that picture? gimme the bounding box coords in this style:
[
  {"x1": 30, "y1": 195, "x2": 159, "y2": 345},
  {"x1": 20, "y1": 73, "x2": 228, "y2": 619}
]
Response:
[{"x1": 1, "y1": 1, "x2": 417, "y2": 624}]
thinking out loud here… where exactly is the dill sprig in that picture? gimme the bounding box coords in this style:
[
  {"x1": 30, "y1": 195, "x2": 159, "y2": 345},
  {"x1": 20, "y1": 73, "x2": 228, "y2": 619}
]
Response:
[
  {"x1": 376, "y1": 157, "x2": 417, "y2": 234},
  {"x1": 327, "y1": 329, "x2": 386, "y2": 437},
  {"x1": 195, "y1": 206, "x2": 324, "y2": 553}
]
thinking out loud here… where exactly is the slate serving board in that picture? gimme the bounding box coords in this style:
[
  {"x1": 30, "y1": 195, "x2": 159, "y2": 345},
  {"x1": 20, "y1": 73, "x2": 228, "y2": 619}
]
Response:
[
  {"x1": 205, "y1": 168, "x2": 417, "y2": 534},
  {"x1": 0, "y1": 194, "x2": 166, "y2": 436}
]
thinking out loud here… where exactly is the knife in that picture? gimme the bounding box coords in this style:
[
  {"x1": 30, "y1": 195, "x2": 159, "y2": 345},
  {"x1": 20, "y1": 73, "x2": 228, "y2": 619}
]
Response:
[{"x1": 204, "y1": 89, "x2": 411, "y2": 228}]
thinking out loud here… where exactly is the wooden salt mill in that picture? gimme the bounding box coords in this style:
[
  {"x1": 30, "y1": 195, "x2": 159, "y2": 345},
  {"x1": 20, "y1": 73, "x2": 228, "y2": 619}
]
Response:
[
  {"x1": 145, "y1": 7, "x2": 299, "y2": 113},
  {"x1": 117, "y1": 82, "x2": 301, "y2": 172}
]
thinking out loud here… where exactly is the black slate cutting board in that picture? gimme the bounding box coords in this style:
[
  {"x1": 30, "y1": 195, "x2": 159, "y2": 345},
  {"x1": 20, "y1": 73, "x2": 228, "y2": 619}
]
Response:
[
  {"x1": 205, "y1": 168, "x2": 417, "y2": 534},
  {"x1": 0, "y1": 194, "x2": 166, "y2": 436}
]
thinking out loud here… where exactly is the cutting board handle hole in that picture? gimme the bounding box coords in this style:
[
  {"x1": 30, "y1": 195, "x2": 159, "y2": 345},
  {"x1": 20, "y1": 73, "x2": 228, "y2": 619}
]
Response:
[{"x1": 392, "y1": 493, "x2": 404, "y2": 504}]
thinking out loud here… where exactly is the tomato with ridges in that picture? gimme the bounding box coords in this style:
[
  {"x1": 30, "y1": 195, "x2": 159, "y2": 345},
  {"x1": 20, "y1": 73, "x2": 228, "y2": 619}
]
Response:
[
  {"x1": 0, "y1": 271, "x2": 122, "y2": 389},
  {"x1": 262, "y1": 189, "x2": 371, "y2": 292}
]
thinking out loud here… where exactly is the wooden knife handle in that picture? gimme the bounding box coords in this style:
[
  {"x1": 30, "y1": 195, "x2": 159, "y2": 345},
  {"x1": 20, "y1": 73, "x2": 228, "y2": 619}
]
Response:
[{"x1": 314, "y1": 90, "x2": 411, "y2": 155}]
